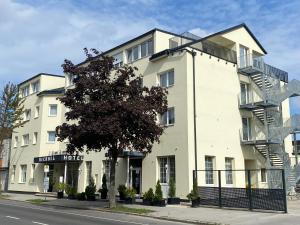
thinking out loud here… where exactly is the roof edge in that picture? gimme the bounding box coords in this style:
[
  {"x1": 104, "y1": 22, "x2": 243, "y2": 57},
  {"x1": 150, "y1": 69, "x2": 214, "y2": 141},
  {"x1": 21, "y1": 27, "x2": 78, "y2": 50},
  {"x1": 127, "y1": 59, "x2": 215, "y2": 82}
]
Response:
[{"x1": 18, "y1": 73, "x2": 64, "y2": 87}]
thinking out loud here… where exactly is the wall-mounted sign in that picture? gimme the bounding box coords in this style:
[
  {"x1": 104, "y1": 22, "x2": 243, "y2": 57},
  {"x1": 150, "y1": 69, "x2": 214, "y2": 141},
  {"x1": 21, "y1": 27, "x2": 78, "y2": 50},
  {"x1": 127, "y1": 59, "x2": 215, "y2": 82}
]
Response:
[{"x1": 34, "y1": 155, "x2": 84, "y2": 163}]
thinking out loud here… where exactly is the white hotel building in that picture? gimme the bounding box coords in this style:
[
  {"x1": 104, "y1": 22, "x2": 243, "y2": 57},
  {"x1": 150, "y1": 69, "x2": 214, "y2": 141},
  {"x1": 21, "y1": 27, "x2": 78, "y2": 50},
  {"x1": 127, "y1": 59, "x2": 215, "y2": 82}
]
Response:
[{"x1": 8, "y1": 24, "x2": 300, "y2": 198}]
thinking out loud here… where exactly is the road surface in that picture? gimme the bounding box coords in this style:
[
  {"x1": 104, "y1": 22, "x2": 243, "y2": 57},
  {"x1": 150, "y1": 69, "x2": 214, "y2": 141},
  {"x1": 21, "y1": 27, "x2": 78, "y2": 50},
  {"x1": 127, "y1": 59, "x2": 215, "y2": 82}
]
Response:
[{"x1": 0, "y1": 200, "x2": 189, "y2": 225}]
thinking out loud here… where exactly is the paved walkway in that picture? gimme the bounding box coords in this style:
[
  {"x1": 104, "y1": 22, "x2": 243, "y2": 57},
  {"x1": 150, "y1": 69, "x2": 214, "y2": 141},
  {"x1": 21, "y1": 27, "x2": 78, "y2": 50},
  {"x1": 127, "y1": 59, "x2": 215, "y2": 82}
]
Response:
[{"x1": 2, "y1": 192, "x2": 300, "y2": 225}]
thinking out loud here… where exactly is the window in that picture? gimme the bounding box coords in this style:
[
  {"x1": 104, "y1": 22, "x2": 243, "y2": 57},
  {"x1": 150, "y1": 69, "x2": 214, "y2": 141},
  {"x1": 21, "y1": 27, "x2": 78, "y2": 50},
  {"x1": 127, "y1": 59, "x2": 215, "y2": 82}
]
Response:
[
  {"x1": 160, "y1": 70, "x2": 174, "y2": 88},
  {"x1": 22, "y1": 134, "x2": 29, "y2": 146},
  {"x1": 24, "y1": 109, "x2": 31, "y2": 121},
  {"x1": 48, "y1": 131, "x2": 56, "y2": 143},
  {"x1": 20, "y1": 165, "x2": 27, "y2": 183},
  {"x1": 33, "y1": 132, "x2": 38, "y2": 145},
  {"x1": 239, "y1": 45, "x2": 249, "y2": 68},
  {"x1": 261, "y1": 168, "x2": 267, "y2": 182},
  {"x1": 30, "y1": 164, "x2": 35, "y2": 181},
  {"x1": 34, "y1": 106, "x2": 40, "y2": 118},
  {"x1": 242, "y1": 117, "x2": 252, "y2": 141},
  {"x1": 67, "y1": 74, "x2": 77, "y2": 86},
  {"x1": 127, "y1": 39, "x2": 153, "y2": 62},
  {"x1": 103, "y1": 160, "x2": 111, "y2": 184},
  {"x1": 225, "y1": 158, "x2": 234, "y2": 185},
  {"x1": 86, "y1": 161, "x2": 92, "y2": 185},
  {"x1": 32, "y1": 81, "x2": 40, "y2": 93},
  {"x1": 205, "y1": 156, "x2": 214, "y2": 184},
  {"x1": 161, "y1": 107, "x2": 175, "y2": 126},
  {"x1": 49, "y1": 104, "x2": 57, "y2": 116},
  {"x1": 113, "y1": 52, "x2": 123, "y2": 68},
  {"x1": 240, "y1": 83, "x2": 250, "y2": 105},
  {"x1": 21, "y1": 85, "x2": 30, "y2": 97},
  {"x1": 14, "y1": 136, "x2": 18, "y2": 148},
  {"x1": 11, "y1": 165, "x2": 16, "y2": 182},
  {"x1": 158, "y1": 156, "x2": 175, "y2": 184}
]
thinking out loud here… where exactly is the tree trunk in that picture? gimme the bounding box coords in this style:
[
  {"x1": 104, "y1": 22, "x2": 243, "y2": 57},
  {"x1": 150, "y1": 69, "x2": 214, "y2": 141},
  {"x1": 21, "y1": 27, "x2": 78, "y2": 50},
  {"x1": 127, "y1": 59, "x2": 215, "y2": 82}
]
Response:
[{"x1": 109, "y1": 156, "x2": 117, "y2": 208}]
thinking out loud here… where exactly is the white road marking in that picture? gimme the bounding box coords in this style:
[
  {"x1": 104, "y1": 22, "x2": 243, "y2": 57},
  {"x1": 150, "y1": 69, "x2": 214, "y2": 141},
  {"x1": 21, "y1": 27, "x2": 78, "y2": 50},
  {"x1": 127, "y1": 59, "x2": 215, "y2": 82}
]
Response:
[
  {"x1": 6, "y1": 215, "x2": 20, "y2": 220},
  {"x1": 0, "y1": 202, "x2": 153, "y2": 225},
  {"x1": 32, "y1": 221, "x2": 49, "y2": 225}
]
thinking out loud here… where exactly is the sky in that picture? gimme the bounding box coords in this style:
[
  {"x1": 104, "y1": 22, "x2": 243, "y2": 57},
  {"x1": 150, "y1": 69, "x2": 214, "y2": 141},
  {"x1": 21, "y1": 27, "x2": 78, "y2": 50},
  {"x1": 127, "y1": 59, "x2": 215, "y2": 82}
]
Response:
[{"x1": 0, "y1": 0, "x2": 300, "y2": 114}]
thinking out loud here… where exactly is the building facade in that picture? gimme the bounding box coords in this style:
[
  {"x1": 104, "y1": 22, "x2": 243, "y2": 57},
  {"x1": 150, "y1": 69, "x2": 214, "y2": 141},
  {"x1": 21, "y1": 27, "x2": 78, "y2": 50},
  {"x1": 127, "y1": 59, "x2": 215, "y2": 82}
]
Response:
[
  {"x1": 8, "y1": 24, "x2": 300, "y2": 198},
  {"x1": 0, "y1": 139, "x2": 11, "y2": 191}
]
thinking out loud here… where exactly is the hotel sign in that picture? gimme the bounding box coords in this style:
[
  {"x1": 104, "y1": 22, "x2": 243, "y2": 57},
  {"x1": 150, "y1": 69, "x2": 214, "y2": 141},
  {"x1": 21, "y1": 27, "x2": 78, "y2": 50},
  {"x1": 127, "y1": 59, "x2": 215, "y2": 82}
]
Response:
[{"x1": 34, "y1": 155, "x2": 84, "y2": 163}]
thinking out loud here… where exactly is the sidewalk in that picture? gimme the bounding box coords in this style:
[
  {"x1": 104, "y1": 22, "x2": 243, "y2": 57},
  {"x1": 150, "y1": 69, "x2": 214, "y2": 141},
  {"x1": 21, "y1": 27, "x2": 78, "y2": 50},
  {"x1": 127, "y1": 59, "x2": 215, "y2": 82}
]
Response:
[{"x1": 2, "y1": 192, "x2": 300, "y2": 225}]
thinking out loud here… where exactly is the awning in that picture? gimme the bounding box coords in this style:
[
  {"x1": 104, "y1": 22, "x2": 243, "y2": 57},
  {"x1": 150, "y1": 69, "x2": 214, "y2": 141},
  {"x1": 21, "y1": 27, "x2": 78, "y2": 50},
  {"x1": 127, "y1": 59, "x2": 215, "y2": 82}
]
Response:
[{"x1": 34, "y1": 154, "x2": 84, "y2": 163}]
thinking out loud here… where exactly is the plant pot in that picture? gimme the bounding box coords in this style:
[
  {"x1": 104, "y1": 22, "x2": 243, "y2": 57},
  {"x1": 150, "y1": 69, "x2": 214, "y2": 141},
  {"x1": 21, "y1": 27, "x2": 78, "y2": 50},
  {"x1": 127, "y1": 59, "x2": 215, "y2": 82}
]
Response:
[
  {"x1": 153, "y1": 199, "x2": 166, "y2": 207},
  {"x1": 67, "y1": 195, "x2": 76, "y2": 200},
  {"x1": 119, "y1": 193, "x2": 126, "y2": 201},
  {"x1": 191, "y1": 198, "x2": 200, "y2": 207},
  {"x1": 77, "y1": 192, "x2": 86, "y2": 201},
  {"x1": 142, "y1": 199, "x2": 153, "y2": 206},
  {"x1": 57, "y1": 191, "x2": 64, "y2": 199},
  {"x1": 100, "y1": 192, "x2": 107, "y2": 200},
  {"x1": 86, "y1": 195, "x2": 96, "y2": 201},
  {"x1": 167, "y1": 197, "x2": 180, "y2": 205},
  {"x1": 124, "y1": 197, "x2": 135, "y2": 204}
]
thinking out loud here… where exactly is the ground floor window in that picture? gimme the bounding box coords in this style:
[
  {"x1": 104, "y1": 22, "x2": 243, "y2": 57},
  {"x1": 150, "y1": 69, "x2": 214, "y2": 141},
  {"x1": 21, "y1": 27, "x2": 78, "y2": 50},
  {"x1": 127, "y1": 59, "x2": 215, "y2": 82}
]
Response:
[
  {"x1": 103, "y1": 160, "x2": 111, "y2": 184},
  {"x1": 11, "y1": 165, "x2": 16, "y2": 182},
  {"x1": 20, "y1": 165, "x2": 27, "y2": 183},
  {"x1": 205, "y1": 156, "x2": 214, "y2": 184},
  {"x1": 261, "y1": 168, "x2": 267, "y2": 182},
  {"x1": 30, "y1": 164, "x2": 35, "y2": 183},
  {"x1": 158, "y1": 156, "x2": 175, "y2": 184},
  {"x1": 225, "y1": 158, "x2": 234, "y2": 184}
]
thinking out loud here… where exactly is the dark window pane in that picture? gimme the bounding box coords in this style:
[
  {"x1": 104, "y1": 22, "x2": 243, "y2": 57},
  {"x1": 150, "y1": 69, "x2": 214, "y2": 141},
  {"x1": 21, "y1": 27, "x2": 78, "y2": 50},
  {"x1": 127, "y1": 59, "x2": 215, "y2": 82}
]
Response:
[
  {"x1": 148, "y1": 40, "x2": 153, "y2": 55},
  {"x1": 141, "y1": 42, "x2": 147, "y2": 57},
  {"x1": 168, "y1": 70, "x2": 174, "y2": 86}
]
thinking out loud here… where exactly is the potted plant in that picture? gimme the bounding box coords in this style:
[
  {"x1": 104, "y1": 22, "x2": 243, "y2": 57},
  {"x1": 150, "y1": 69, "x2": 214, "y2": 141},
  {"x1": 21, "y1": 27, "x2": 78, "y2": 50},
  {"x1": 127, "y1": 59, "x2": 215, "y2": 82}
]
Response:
[
  {"x1": 118, "y1": 184, "x2": 127, "y2": 200},
  {"x1": 55, "y1": 182, "x2": 66, "y2": 199},
  {"x1": 85, "y1": 179, "x2": 96, "y2": 201},
  {"x1": 153, "y1": 180, "x2": 166, "y2": 207},
  {"x1": 66, "y1": 185, "x2": 77, "y2": 200},
  {"x1": 167, "y1": 178, "x2": 180, "y2": 204},
  {"x1": 124, "y1": 188, "x2": 136, "y2": 204},
  {"x1": 99, "y1": 174, "x2": 108, "y2": 199},
  {"x1": 143, "y1": 188, "x2": 154, "y2": 205},
  {"x1": 187, "y1": 180, "x2": 200, "y2": 207},
  {"x1": 77, "y1": 192, "x2": 86, "y2": 201}
]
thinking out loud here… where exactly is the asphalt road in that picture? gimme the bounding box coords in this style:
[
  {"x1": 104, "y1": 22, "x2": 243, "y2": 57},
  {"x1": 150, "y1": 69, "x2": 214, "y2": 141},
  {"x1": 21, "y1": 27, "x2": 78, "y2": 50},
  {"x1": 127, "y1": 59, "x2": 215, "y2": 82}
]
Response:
[{"x1": 0, "y1": 200, "x2": 189, "y2": 225}]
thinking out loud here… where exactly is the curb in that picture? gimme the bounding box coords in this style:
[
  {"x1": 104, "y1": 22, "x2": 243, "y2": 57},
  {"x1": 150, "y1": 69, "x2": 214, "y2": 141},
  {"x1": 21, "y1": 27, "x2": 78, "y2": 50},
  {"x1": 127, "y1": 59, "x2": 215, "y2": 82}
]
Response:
[{"x1": 2, "y1": 198, "x2": 225, "y2": 225}]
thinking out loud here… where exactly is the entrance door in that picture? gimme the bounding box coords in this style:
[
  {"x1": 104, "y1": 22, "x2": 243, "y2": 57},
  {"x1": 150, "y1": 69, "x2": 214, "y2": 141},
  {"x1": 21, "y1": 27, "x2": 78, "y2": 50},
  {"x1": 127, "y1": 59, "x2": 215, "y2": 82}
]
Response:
[
  {"x1": 131, "y1": 168, "x2": 141, "y2": 194},
  {"x1": 48, "y1": 164, "x2": 54, "y2": 192},
  {"x1": 239, "y1": 45, "x2": 249, "y2": 68},
  {"x1": 240, "y1": 83, "x2": 250, "y2": 105},
  {"x1": 67, "y1": 163, "x2": 79, "y2": 190}
]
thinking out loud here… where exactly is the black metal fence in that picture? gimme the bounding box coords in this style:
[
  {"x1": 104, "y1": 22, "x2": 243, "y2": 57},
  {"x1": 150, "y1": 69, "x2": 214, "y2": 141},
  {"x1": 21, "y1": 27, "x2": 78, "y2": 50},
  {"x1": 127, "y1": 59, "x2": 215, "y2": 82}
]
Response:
[{"x1": 193, "y1": 169, "x2": 287, "y2": 212}]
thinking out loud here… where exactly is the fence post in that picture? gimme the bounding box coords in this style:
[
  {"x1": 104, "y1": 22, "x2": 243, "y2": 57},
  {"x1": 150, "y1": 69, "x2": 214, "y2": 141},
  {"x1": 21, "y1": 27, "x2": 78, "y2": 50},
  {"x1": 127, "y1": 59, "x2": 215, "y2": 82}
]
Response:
[
  {"x1": 281, "y1": 169, "x2": 288, "y2": 213},
  {"x1": 218, "y1": 170, "x2": 222, "y2": 208},
  {"x1": 247, "y1": 170, "x2": 253, "y2": 210}
]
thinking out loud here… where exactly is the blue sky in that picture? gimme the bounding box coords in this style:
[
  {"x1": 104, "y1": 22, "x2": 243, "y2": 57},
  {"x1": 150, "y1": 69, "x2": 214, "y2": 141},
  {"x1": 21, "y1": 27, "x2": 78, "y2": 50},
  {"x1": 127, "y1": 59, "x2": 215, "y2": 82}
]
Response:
[{"x1": 0, "y1": 0, "x2": 299, "y2": 114}]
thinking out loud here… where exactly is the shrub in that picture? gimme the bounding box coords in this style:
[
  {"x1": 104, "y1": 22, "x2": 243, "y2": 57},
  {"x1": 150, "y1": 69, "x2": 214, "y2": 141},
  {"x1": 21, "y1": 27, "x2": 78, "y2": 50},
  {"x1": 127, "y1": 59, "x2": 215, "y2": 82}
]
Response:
[
  {"x1": 66, "y1": 185, "x2": 77, "y2": 196},
  {"x1": 187, "y1": 179, "x2": 199, "y2": 201},
  {"x1": 168, "y1": 178, "x2": 176, "y2": 198},
  {"x1": 143, "y1": 188, "x2": 154, "y2": 201},
  {"x1": 99, "y1": 174, "x2": 108, "y2": 199},
  {"x1": 85, "y1": 179, "x2": 96, "y2": 200},
  {"x1": 125, "y1": 188, "x2": 136, "y2": 199},
  {"x1": 118, "y1": 185, "x2": 127, "y2": 200},
  {"x1": 154, "y1": 180, "x2": 163, "y2": 201},
  {"x1": 54, "y1": 182, "x2": 66, "y2": 192}
]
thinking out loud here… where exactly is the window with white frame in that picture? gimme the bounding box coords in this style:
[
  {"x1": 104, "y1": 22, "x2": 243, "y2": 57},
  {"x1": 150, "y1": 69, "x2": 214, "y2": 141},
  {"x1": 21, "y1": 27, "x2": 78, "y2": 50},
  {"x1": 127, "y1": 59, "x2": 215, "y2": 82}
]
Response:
[
  {"x1": 11, "y1": 165, "x2": 16, "y2": 182},
  {"x1": 225, "y1": 158, "x2": 234, "y2": 184},
  {"x1": 86, "y1": 161, "x2": 92, "y2": 185},
  {"x1": 34, "y1": 106, "x2": 40, "y2": 118},
  {"x1": 205, "y1": 156, "x2": 214, "y2": 184},
  {"x1": 113, "y1": 52, "x2": 123, "y2": 68},
  {"x1": 261, "y1": 168, "x2": 267, "y2": 182},
  {"x1": 22, "y1": 134, "x2": 29, "y2": 146},
  {"x1": 32, "y1": 81, "x2": 40, "y2": 93},
  {"x1": 158, "y1": 156, "x2": 175, "y2": 184},
  {"x1": 20, "y1": 165, "x2": 27, "y2": 183},
  {"x1": 160, "y1": 107, "x2": 175, "y2": 126},
  {"x1": 30, "y1": 164, "x2": 35, "y2": 181},
  {"x1": 14, "y1": 136, "x2": 18, "y2": 148},
  {"x1": 103, "y1": 160, "x2": 111, "y2": 184},
  {"x1": 242, "y1": 117, "x2": 252, "y2": 141},
  {"x1": 160, "y1": 70, "x2": 174, "y2": 88},
  {"x1": 33, "y1": 132, "x2": 38, "y2": 145},
  {"x1": 240, "y1": 83, "x2": 250, "y2": 105},
  {"x1": 49, "y1": 104, "x2": 57, "y2": 116},
  {"x1": 127, "y1": 39, "x2": 153, "y2": 63},
  {"x1": 24, "y1": 109, "x2": 31, "y2": 121},
  {"x1": 67, "y1": 74, "x2": 77, "y2": 86},
  {"x1": 47, "y1": 131, "x2": 56, "y2": 143},
  {"x1": 21, "y1": 85, "x2": 30, "y2": 97}
]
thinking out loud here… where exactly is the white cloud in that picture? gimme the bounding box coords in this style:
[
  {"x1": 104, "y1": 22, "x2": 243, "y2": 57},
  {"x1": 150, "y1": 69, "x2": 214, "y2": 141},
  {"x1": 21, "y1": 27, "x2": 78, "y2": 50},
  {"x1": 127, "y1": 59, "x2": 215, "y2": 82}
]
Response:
[
  {"x1": 0, "y1": 0, "x2": 161, "y2": 86},
  {"x1": 188, "y1": 28, "x2": 209, "y2": 38}
]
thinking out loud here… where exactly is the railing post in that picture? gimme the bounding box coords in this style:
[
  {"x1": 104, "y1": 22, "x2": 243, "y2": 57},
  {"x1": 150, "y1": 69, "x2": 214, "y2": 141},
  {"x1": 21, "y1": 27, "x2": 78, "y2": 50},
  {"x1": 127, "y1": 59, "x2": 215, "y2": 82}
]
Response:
[
  {"x1": 218, "y1": 170, "x2": 222, "y2": 208},
  {"x1": 282, "y1": 169, "x2": 288, "y2": 213},
  {"x1": 247, "y1": 170, "x2": 253, "y2": 210}
]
